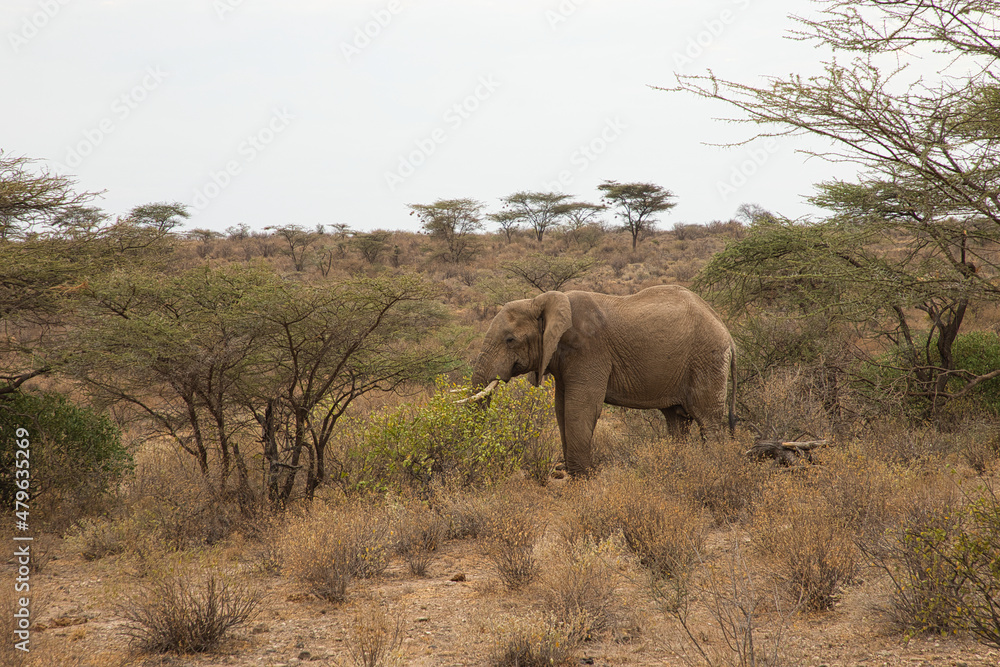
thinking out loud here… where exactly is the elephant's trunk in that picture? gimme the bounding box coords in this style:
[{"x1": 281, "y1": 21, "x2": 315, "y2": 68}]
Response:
[{"x1": 470, "y1": 345, "x2": 509, "y2": 390}]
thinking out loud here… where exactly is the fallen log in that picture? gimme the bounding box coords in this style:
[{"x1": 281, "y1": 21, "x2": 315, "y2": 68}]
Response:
[{"x1": 745, "y1": 439, "x2": 830, "y2": 466}]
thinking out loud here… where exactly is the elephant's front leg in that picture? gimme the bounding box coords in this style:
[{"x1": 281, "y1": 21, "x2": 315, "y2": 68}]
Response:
[
  {"x1": 554, "y1": 381, "x2": 567, "y2": 466},
  {"x1": 557, "y1": 378, "x2": 605, "y2": 476}
]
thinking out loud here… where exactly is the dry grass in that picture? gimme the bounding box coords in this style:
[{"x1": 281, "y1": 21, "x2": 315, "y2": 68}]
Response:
[
  {"x1": 481, "y1": 497, "x2": 542, "y2": 590},
  {"x1": 345, "y1": 599, "x2": 405, "y2": 667},
  {"x1": 115, "y1": 564, "x2": 262, "y2": 654},
  {"x1": 281, "y1": 502, "x2": 393, "y2": 603},
  {"x1": 394, "y1": 504, "x2": 449, "y2": 577},
  {"x1": 488, "y1": 613, "x2": 575, "y2": 667},
  {"x1": 540, "y1": 538, "x2": 634, "y2": 643},
  {"x1": 751, "y1": 478, "x2": 859, "y2": 611},
  {"x1": 568, "y1": 468, "x2": 710, "y2": 578}
]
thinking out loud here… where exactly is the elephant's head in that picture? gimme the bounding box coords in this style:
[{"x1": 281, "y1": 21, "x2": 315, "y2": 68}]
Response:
[{"x1": 470, "y1": 291, "x2": 572, "y2": 391}]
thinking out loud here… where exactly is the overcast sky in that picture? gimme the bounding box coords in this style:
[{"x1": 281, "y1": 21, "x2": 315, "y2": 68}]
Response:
[{"x1": 3, "y1": 0, "x2": 858, "y2": 234}]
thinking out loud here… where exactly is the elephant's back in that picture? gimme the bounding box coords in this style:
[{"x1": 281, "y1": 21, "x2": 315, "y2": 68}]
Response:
[
  {"x1": 623, "y1": 285, "x2": 728, "y2": 330},
  {"x1": 564, "y1": 286, "x2": 732, "y2": 346}
]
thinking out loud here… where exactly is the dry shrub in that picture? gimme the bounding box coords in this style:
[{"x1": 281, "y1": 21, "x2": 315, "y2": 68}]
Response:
[
  {"x1": 481, "y1": 497, "x2": 541, "y2": 590},
  {"x1": 489, "y1": 613, "x2": 574, "y2": 667},
  {"x1": 243, "y1": 513, "x2": 284, "y2": 576},
  {"x1": 954, "y1": 422, "x2": 1000, "y2": 473},
  {"x1": 858, "y1": 419, "x2": 958, "y2": 465},
  {"x1": 657, "y1": 533, "x2": 793, "y2": 667},
  {"x1": 345, "y1": 599, "x2": 405, "y2": 667},
  {"x1": 436, "y1": 490, "x2": 493, "y2": 540},
  {"x1": 741, "y1": 366, "x2": 835, "y2": 440},
  {"x1": 869, "y1": 490, "x2": 966, "y2": 636},
  {"x1": 65, "y1": 448, "x2": 241, "y2": 564},
  {"x1": 282, "y1": 503, "x2": 392, "y2": 602},
  {"x1": 123, "y1": 449, "x2": 240, "y2": 551},
  {"x1": 395, "y1": 505, "x2": 448, "y2": 577},
  {"x1": 541, "y1": 539, "x2": 633, "y2": 643},
  {"x1": 67, "y1": 516, "x2": 129, "y2": 561},
  {"x1": 813, "y1": 449, "x2": 900, "y2": 548},
  {"x1": 590, "y1": 412, "x2": 770, "y2": 526},
  {"x1": 751, "y1": 478, "x2": 858, "y2": 611},
  {"x1": 569, "y1": 468, "x2": 708, "y2": 578},
  {"x1": 663, "y1": 437, "x2": 772, "y2": 524},
  {"x1": 116, "y1": 565, "x2": 262, "y2": 654}
]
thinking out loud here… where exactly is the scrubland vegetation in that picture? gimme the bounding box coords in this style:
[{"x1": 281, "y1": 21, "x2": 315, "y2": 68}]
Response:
[
  {"x1": 3, "y1": 185, "x2": 999, "y2": 665},
  {"x1": 4, "y1": 1, "x2": 1000, "y2": 665}
]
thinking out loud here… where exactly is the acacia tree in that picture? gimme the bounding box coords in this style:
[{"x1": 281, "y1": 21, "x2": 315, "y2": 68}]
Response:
[
  {"x1": 496, "y1": 191, "x2": 579, "y2": 243},
  {"x1": 0, "y1": 153, "x2": 94, "y2": 240},
  {"x1": 71, "y1": 265, "x2": 274, "y2": 494},
  {"x1": 598, "y1": 181, "x2": 676, "y2": 249},
  {"x1": 266, "y1": 224, "x2": 318, "y2": 272},
  {"x1": 409, "y1": 198, "x2": 484, "y2": 263},
  {"x1": 670, "y1": 1, "x2": 1000, "y2": 226},
  {"x1": 71, "y1": 264, "x2": 448, "y2": 506},
  {"x1": 487, "y1": 209, "x2": 521, "y2": 243},
  {"x1": 501, "y1": 254, "x2": 596, "y2": 293},
  {"x1": 678, "y1": 0, "x2": 1000, "y2": 417},
  {"x1": 251, "y1": 276, "x2": 448, "y2": 502},
  {"x1": 0, "y1": 155, "x2": 178, "y2": 398}
]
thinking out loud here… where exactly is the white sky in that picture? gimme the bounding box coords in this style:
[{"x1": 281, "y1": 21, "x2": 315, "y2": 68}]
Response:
[{"x1": 3, "y1": 0, "x2": 859, "y2": 234}]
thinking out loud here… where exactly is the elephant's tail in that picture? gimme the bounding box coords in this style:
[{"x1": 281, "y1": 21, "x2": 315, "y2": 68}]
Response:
[{"x1": 727, "y1": 342, "x2": 737, "y2": 436}]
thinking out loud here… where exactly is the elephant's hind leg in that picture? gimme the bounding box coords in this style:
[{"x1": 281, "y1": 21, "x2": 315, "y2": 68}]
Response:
[{"x1": 661, "y1": 406, "x2": 692, "y2": 440}]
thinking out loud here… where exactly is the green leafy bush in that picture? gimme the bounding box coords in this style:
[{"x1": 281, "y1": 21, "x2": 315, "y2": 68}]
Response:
[
  {"x1": 950, "y1": 331, "x2": 1000, "y2": 415},
  {"x1": 0, "y1": 390, "x2": 131, "y2": 529},
  {"x1": 854, "y1": 330, "x2": 1000, "y2": 418},
  {"x1": 335, "y1": 377, "x2": 555, "y2": 494},
  {"x1": 876, "y1": 487, "x2": 1000, "y2": 648}
]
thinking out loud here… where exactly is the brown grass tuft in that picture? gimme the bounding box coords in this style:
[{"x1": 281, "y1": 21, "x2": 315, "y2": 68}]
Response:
[
  {"x1": 489, "y1": 613, "x2": 574, "y2": 667},
  {"x1": 116, "y1": 566, "x2": 262, "y2": 654},
  {"x1": 345, "y1": 599, "x2": 405, "y2": 667},
  {"x1": 481, "y1": 498, "x2": 541, "y2": 590},
  {"x1": 282, "y1": 503, "x2": 392, "y2": 603},
  {"x1": 394, "y1": 504, "x2": 448, "y2": 577},
  {"x1": 568, "y1": 468, "x2": 709, "y2": 578},
  {"x1": 751, "y1": 478, "x2": 858, "y2": 611}
]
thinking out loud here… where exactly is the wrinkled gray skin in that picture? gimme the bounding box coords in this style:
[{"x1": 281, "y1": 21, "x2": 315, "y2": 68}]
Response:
[{"x1": 470, "y1": 285, "x2": 736, "y2": 476}]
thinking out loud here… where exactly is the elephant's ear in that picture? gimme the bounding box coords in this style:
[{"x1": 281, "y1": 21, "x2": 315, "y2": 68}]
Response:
[{"x1": 531, "y1": 291, "x2": 572, "y2": 386}]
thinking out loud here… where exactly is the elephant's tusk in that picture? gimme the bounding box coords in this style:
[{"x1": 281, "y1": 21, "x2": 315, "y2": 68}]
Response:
[{"x1": 457, "y1": 379, "x2": 499, "y2": 404}]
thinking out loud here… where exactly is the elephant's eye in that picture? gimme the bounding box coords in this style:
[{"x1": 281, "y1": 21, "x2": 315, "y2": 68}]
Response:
[{"x1": 505, "y1": 336, "x2": 516, "y2": 346}]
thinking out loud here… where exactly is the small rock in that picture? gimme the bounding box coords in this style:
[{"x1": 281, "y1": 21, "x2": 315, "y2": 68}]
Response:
[
  {"x1": 450, "y1": 573, "x2": 466, "y2": 582},
  {"x1": 297, "y1": 651, "x2": 311, "y2": 661},
  {"x1": 416, "y1": 616, "x2": 430, "y2": 622}
]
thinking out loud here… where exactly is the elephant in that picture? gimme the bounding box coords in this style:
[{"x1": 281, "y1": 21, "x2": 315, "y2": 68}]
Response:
[{"x1": 468, "y1": 285, "x2": 736, "y2": 475}]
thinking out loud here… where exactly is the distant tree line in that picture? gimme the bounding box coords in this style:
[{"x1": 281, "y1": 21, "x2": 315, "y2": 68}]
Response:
[{"x1": 408, "y1": 180, "x2": 676, "y2": 263}]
